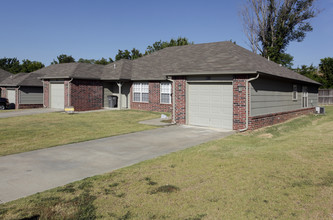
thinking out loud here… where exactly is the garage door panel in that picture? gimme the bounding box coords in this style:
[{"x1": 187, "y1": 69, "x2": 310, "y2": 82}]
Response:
[
  {"x1": 188, "y1": 83, "x2": 232, "y2": 129},
  {"x1": 7, "y1": 90, "x2": 16, "y2": 104},
  {"x1": 50, "y1": 83, "x2": 64, "y2": 109}
]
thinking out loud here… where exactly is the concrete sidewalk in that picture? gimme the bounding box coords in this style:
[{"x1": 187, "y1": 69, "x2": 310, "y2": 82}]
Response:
[
  {"x1": 0, "y1": 108, "x2": 61, "y2": 118},
  {"x1": 0, "y1": 125, "x2": 234, "y2": 203}
]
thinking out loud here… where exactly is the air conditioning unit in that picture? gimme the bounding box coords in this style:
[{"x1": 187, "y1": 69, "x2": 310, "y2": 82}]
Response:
[{"x1": 315, "y1": 106, "x2": 325, "y2": 114}]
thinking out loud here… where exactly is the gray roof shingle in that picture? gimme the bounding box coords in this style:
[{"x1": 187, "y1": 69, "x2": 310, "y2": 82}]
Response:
[
  {"x1": 101, "y1": 59, "x2": 132, "y2": 80},
  {"x1": 0, "y1": 72, "x2": 44, "y2": 87},
  {"x1": 130, "y1": 41, "x2": 319, "y2": 84},
  {"x1": 37, "y1": 63, "x2": 104, "y2": 80},
  {"x1": 36, "y1": 41, "x2": 319, "y2": 85},
  {"x1": 0, "y1": 69, "x2": 12, "y2": 83}
]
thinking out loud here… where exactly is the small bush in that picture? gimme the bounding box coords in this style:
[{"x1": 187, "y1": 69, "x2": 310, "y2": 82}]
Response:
[{"x1": 150, "y1": 185, "x2": 179, "y2": 194}]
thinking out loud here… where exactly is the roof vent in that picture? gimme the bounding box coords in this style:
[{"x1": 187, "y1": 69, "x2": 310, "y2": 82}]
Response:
[{"x1": 114, "y1": 64, "x2": 116, "y2": 69}]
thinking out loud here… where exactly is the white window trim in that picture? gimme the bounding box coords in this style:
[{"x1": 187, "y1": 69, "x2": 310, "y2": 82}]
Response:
[
  {"x1": 160, "y1": 82, "x2": 172, "y2": 104},
  {"x1": 133, "y1": 82, "x2": 149, "y2": 103},
  {"x1": 292, "y1": 84, "x2": 297, "y2": 101}
]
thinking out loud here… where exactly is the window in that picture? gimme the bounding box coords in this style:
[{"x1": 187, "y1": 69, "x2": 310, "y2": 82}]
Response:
[
  {"x1": 133, "y1": 82, "x2": 149, "y2": 102},
  {"x1": 302, "y1": 86, "x2": 308, "y2": 108},
  {"x1": 292, "y1": 84, "x2": 297, "y2": 100},
  {"x1": 160, "y1": 82, "x2": 172, "y2": 104}
]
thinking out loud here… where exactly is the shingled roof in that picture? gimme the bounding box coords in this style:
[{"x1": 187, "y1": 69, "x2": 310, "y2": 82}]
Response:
[
  {"x1": 0, "y1": 72, "x2": 44, "y2": 87},
  {"x1": 37, "y1": 63, "x2": 104, "y2": 80},
  {"x1": 36, "y1": 41, "x2": 319, "y2": 85},
  {"x1": 101, "y1": 59, "x2": 132, "y2": 80},
  {"x1": 0, "y1": 68, "x2": 11, "y2": 83},
  {"x1": 130, "y1": 41, "x2": 319, "y2": 85}
]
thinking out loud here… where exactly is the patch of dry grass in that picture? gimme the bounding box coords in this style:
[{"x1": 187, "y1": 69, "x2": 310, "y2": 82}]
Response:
[
  {"x1": 1, "y1": 107, "x2": 333, "y2": 219},
  {"x1": 0, "y1": 110, "x2": 159, "y2": 156}
]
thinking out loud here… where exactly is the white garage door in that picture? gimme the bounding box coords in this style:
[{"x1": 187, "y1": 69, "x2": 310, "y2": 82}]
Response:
[
  {"x1": 50, "y1": 83, "x2": 64, "y2": 109},
  {"x1": 7, "y1": 89, "x2": 16, "y2": 104},
  {"x1": 188, "y1": 83, "x2": 233, "y2": 129}
]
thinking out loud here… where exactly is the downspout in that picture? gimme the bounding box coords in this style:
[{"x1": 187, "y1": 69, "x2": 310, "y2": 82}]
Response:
[
  {"x1": 67, "y1": 78, "x2": 74, "y2": 107},
  {"x1": 239, "y1": 73, "x2": 260, "y2": 132},
  {"x1": 167, "y1": 77, "x2": 176, "y2": 124}
]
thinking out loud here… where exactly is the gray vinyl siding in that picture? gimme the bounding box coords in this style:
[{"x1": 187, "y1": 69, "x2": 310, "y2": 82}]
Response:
[
  {"x1": 103, "y1": 82, "x2": 113, "y2": 107},
  {"x1": 250, "y1": 78, "x2": 318, "y2": 117},
  {"x1": 308, "y1": 86, "x2": 318, "y2": 107},
  {"x1": 19, "y1": 87, "x2": 43, "y2": 104}
]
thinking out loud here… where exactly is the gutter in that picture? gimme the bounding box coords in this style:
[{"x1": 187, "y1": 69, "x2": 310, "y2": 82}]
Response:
[
  {"x1": 167, "y1": 77, "x2": 176, "y2": 124},
  {"x1": 67, "y1": 78, "x2": 74, "y2": 107},
  {"x1": 239, "y1": 73, "x2": 260, "y2": 132}
]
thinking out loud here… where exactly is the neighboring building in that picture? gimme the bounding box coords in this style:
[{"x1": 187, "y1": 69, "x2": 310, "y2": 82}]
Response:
[
  {"x1": 37, "y1": 41, "x2": 320, "y2": 130},
  {"x1": 0, "y1": 72, "x2": 44, "y2": 109},
  {"x1": 0, "y1": 69, "x2": 11, "y2": 97}
]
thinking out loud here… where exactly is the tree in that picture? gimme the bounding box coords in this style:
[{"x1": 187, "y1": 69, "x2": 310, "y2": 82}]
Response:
[
  {"x1": 78, "y1": 58, "x2": 95, "y2": 64},
  {"x1": 295, "y1": 64, "x2": 325, "y2": 86},
  {"x1": 20, "y1": 59, "x2": 45, "y2": 73},
  {"x1": 241, "y1": 0, "x2": 318, "y2": 66},
  {"x1": 115, "y1": 49, "x2": 142, "y2": 61},
  {"x1": 130, "y1": 48, "x2": 143, "y2": 60},
  {"x1": 78, "y1": 57, "x2": 113, "y2": 65},
  {"x1": 0, "y1": 57, "x2": 21, "y2": 74},
  {"x1": 145, "y1": 37, "x2": 193, "y2": 55},
  {"x1": 51, "y1": 54, "x2": 75, "y2": 64},
  {"x1": 115, "y1": 50, "x2": 131, "y2": 61},
  {"x1": 319, "y1": 57, "x2": 333, "y2": 88},
  {"x1": 95, "y1": 57, "x2": 114, "y2": 65}
]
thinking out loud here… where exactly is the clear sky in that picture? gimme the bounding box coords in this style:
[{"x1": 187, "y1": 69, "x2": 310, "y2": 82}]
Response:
[{"x1": 0, "y1": 0, "x2": 332, "y2": 68}]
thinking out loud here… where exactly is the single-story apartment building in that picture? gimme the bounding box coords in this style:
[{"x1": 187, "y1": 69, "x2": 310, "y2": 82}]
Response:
[
  {"x1": 0, "y1": 72, "x2": 45, "y2": 109},
  {"x1": 35, "y1": 41, "x2": 319, "y2": 131}
]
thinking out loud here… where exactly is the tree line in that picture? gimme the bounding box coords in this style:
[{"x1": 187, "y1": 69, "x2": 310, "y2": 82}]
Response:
[
  {"x1": 0, "y1": 37, "x2": 192, "y2": 74},
  {"x1": 295, "y1": 58, "x2": 333, "y2": 88}
]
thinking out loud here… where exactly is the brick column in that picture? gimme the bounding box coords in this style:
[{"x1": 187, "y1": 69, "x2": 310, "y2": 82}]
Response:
[
  {"x1": 173, "y1": 76, "x2": 186, "y2": 124},
  {"x1": 233, "y1": 75, "x2": 248, "y2": 130},
  {"x1": 1, "y1": 87, "x2": 6, "y2": 98},
  {"x1": 15, "y1": 88, "x2": 19, "y2": 109},
  {"x1": 43, "y1": 81, "x2": 49, "y2": 108}
]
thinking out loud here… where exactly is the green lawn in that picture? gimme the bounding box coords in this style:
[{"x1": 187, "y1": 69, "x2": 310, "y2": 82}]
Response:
[
  {"x1": 0, "y1": 110, "x2": 159, "y2": 156},
  {"x1": 1, "y1": 107, "x2": 333, "y2": 219}
]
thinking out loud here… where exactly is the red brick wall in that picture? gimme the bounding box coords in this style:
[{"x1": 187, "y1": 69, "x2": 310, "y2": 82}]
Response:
[
  {"x1": 70, "y1": 79, "x2": 103, "y2": 111},
  {"x1": 1, "y1": 87, "x2": 6, "y2": 98},
  {"x1": 18, "y1": 104, "x2": 43, "y2": 109},
  {"x1": 43, "y1": 81, "x2": 49, "y2": 108},
  {"x1": 233, "y1": 75, "x2": 248, "y2": 130},
  {"x1": 130, "y1": 81, "x2": 172, "y2": 113},
  {"x1": 15, "y1": 88, "x2": 19, "y2": 109},
  {"x1": 64, "y1": 80, "x2": 69, "y2": 107},
  {"x1": 174, "y1": 77, "x2": 186, "y2": 124},
  {"x1": 248, "y1": 107, "x2": 315, "y2": 130}
]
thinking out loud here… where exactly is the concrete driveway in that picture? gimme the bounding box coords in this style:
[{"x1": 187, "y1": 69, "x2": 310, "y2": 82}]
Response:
[
  {"x1": 0, "y1": 125, "x2": 234, "y2": 203},
  {"x1": 0, "y1": 108, "x2": 61, "y2": 118}
]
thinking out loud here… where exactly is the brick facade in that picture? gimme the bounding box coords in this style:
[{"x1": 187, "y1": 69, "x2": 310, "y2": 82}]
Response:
[
  {"x1": 233, "y1": 75, "x2": 248, "y2": 130},
  {"x1": 248, "y1": 107, "x2": 315, "y2": 130},
  {"x1": 19, "y1": 104, "x2": 43, "y2": 109},
  {"x1": 1, "y1": 87, "x2": 44, "y2": 109},
  {"x1": 1, "y1": 87, "x2": 6, "y2": 98},
  {"x1": 43, "y1": 81, "x2": 49, "y2": 108},
  {"x1": 174, "y1": 77, "x2": 186, "y2": 124},
  {"x1": 70, "y1": 79, "x2": 103, "y2": 111},
  {"x1": 130, "y1": 81, "x2": 172, "y2": 113}
]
